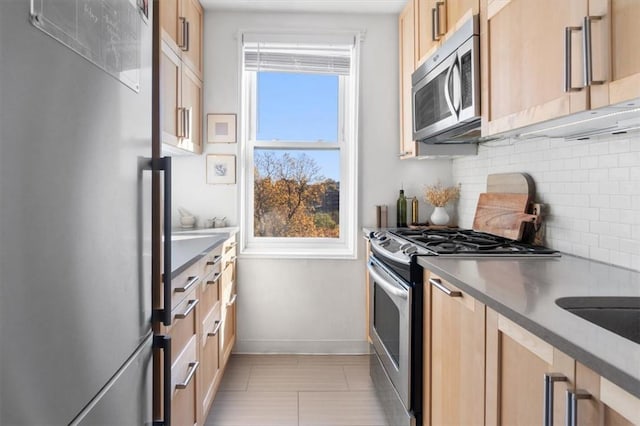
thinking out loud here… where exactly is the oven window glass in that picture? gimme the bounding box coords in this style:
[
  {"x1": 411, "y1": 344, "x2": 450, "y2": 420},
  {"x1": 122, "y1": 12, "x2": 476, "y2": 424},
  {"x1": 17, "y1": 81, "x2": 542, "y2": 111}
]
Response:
[
  {"x1": 374, "y1": 283, "x2": 400, "y2": 367},
  {"x1": 414, "y1": 67, "x2": 452, "y2": 131}
]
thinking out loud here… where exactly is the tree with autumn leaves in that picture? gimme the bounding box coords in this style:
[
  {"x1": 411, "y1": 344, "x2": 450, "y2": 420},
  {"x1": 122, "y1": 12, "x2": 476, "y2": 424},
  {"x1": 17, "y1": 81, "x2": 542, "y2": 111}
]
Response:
[{"x1": 254, "y1": 151, "x2": 339, "y2": 238}]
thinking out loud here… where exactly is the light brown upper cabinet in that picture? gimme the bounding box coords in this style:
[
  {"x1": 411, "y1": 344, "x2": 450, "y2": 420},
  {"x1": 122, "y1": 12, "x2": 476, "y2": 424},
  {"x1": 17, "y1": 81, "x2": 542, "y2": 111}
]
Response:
[
  {"x1": 160, "y1": 41, "x2": 203, "y2": 154},
  {"x1": 482, "y1": 0, "x2": 640, "y2": 136},
  {"x1": 399, "y1": 0, "x2": 418, "y2": 158},
  {"x1": 424, "y1": 272, "x2": 485, "y2": 426},
  {"x1": 587, "y1": 0, "x2": 640, "y2": 108},
  {"x1": 417, "y1": 0, "x2": 480, "y2": 64},
  {"x1": 159, "y1": 0, "x2": 204, "y2": 79}
]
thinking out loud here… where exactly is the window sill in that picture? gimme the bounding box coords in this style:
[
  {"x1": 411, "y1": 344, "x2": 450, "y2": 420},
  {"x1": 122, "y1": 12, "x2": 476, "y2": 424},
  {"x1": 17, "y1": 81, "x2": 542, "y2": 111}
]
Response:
[{"x1": 240, "y1": 245, "x2": 357, "y2": 260}]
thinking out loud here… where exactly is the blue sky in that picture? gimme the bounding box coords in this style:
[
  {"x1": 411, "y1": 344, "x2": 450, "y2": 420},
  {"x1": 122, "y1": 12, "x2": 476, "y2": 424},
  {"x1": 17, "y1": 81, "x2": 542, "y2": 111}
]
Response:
[{"x1": 257, "y1": 72, "x2": 340, "y2": 181}]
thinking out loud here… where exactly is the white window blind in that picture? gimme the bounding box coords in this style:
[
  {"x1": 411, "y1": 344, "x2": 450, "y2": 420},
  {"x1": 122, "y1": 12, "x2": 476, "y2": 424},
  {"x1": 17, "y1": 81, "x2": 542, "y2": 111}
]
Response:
[{"x1": 242, "y1": 32, "x2": 356, "y2": 76}]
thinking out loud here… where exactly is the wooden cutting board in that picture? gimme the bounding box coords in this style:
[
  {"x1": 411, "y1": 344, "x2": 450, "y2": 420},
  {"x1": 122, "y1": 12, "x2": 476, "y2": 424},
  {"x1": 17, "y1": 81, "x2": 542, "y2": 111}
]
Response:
[{"x1": 472, "y1": 193, "x2": 536, "y2": 241}]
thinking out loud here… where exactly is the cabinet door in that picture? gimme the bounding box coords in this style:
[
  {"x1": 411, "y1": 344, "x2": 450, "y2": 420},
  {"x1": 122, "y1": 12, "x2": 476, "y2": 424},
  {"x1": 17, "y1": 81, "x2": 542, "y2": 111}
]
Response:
[
  {"x1": 428, "y1": 275, "x2": 485, "y2": 426},
  {"x1": 161, "y1": 41, "x2": 181, "y2": 148},
  {"x1": 219, "y1": 257, "x2": 237, "y2": 367},
  {"x1": 486, "y1": 310, "x2": 575, "y2": 426},
  {"x1": 159, "y1": 0, "x2": 181, "y2": 53},
  {"x1": 416, "y1": 0, "x2": 438, "y2": 64},
  {"x1": 200, "y1": 303, "x2": 222, "y2": 421},
  {"x1": 172, "y1": 336, "x2": 199, "y2": 426},
  {"x1": 588, "y1": 0, "x2": 640, "y2": 108},
  {"x1": 181, "y1": 0, "x2": 204, "y2": 79},
  {"x1": 180, "y1": 65, "x2": 203, "y2": 154},
  {"x1": 573, "y1": 363, "x2": 638, "y2": 426},
  {"x1": 445, "y1": 0, "x2": 479, "y2": 32},
  {"x1": 399, "y1": 0, "x2": 417, "y2": 158},
  {"x1": 483, "y1": 0, "x2": 589, "y2": 135}
]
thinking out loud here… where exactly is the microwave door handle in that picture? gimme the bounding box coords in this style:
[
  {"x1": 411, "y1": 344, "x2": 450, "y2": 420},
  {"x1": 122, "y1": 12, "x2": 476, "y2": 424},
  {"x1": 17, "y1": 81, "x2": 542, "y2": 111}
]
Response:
[
  {"x1": 452, "y1": 58, "x2": 462, "y2": 116},
  {"x1": 444, "y1": 60, "x2": 457, "y2": 119}
]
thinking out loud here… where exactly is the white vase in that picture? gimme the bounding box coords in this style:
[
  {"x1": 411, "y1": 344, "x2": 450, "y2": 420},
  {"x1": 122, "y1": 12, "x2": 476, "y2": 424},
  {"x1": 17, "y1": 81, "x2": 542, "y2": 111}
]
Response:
[{"x1": 430, "y1": 206, "x2": 450, "y2": 226}]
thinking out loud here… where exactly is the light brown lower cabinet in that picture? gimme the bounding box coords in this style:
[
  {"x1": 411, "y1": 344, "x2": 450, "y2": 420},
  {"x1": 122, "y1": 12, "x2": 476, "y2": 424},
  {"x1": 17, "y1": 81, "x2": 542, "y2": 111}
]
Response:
[
  {"x1": 485, "y1": 309, "x2": 575, "y2": 426},
  {"x1": 156, "y1": 233, "x2": 238, "y2": 425},
  {"x1": 424, "y1": 272, "x2": 485, "y2": 426},
  {"x1": 485, "y1": 309, "x2": 639, "y2": 426},
  {"x1": 418, "y1": 278, "x2": 639, "y2": 426}
]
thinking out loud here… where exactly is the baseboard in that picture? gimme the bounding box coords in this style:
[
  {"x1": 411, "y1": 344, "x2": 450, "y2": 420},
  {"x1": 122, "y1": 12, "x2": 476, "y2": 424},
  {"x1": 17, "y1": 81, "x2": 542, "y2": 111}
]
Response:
[{"x1": 233, "y1": 339, "x2": 370, "y2": 354}]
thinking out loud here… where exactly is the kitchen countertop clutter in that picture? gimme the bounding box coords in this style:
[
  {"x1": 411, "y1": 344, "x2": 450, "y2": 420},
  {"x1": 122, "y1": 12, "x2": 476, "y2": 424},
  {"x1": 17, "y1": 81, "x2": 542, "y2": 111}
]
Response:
[{"x1": 417, "y1": 253, "x2": 640, "y2": 399}]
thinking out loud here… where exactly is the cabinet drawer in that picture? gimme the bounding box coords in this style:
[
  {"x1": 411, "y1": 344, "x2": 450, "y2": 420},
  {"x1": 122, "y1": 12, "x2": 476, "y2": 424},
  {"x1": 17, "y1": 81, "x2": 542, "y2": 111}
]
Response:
[
  {"x1": 171, "y1": 261, "x2": 202, "y2": 309},
  {"x1": 169, "y1": 293, "x2": 199, "y2": 361},
  {"x1": 172, "y1": 335, "x2": 199, "y2": 426},
  {"x1": 200, "y1": 269, "x2": 221, "y2": 318},
  {"x1": 222, "y1": 235, "x2": 237, "y2": 260},
  {"x1": 201, "y1": 304, "x2": 222, "y2": 414}
]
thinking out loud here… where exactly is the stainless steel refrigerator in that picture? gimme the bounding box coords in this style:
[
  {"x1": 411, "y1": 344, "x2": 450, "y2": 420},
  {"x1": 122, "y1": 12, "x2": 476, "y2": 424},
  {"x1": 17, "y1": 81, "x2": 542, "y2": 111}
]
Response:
[{"x1": 0, "y1": 0, "x2": 165, "y2": 423}]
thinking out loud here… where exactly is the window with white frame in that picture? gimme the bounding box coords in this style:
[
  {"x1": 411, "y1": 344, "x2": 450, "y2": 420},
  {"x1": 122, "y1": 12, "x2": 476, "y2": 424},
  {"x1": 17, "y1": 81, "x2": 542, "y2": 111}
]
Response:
[{"x1": 240, "y1": 32, "x2": 361, "y2": 258}]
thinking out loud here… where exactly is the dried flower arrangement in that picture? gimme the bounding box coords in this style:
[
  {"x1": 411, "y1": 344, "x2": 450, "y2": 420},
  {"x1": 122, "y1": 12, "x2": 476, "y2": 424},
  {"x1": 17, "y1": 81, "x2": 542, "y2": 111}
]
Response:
[{"x1": 424, "y1": 182, "x2": 461, "y2": 207}]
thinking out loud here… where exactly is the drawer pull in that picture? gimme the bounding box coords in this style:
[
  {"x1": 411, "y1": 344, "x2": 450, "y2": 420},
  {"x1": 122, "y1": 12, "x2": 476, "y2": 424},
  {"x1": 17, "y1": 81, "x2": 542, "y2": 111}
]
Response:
[
  {"x1": 566, "y1": 389, "x2": 591, "y2": 426},
  {"x1": 175, "y1": 299, "x2": 199, "y2": 319},
  {"x1": 227, "y1": 294, "x2": 237, "y2": 307},
  {"x1": 176, "y1": 275, "x2": 199, "y2": 293},
  {"x1": 543, "y1": 373, "x2": 567, "y2": 426},
  {"x1": 429, "y1": 278, "x2": 462, "y2": 297},
  {"x1": 224, "y1": 241, "x2": 237, "y2": 253},
  {"x1": 208, "y1": 320, "x2": 223, "y2": 337},
  {"x1": 225, "y1": 256, "x2": 237, "y2": 269},
  {"x1": 206, "y1": 255, "x2": 221, "y2": 266},
  {"x1": 175, "y1": 361, "x2": 199, "y2": 390},
  {"x1": 207, "y1": 272, "x2": 221, "y2": 285}
]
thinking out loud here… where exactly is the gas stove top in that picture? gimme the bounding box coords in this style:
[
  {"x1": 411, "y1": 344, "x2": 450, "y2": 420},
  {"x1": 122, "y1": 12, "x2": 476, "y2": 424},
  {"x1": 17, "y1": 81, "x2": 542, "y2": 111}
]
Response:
[
  {"x1": 369, "y1": 228, "x2": 559, "y2": 264},
  {"x1": 390, "y1": 228, "x2": 559, "y2": 256}
]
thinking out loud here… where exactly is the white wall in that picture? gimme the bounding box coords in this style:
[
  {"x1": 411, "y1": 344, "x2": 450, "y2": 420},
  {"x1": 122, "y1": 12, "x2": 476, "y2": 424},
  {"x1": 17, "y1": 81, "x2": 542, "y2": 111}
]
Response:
[
  {"x1": 171, "y1": 11, "x2": 452, "y2": 353},
  {"x1": 452, "y1": 132, "x2": 640, "y2": 271}
]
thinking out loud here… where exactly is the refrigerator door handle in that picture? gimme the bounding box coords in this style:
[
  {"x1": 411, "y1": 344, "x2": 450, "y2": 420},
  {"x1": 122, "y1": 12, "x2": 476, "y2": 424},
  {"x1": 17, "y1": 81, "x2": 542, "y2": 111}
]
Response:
[
  {"x1": 149, "y1": 156, "x2": 172, "y2": 326},
  {"x1": 153, "y1": 335, "x2": 172, "y2": 426}
]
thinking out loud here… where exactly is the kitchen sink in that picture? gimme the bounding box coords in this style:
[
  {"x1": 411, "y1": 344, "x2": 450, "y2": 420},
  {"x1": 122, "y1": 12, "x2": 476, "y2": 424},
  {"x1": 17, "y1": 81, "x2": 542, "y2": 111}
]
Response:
[{"x1": 556, "y1": 297, "x2": 640, "y2": 345}]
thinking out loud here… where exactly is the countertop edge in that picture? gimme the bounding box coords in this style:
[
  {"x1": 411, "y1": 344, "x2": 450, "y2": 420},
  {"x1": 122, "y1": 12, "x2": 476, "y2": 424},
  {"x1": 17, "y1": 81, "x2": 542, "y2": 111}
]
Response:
[{"x1": 171, "y1": 232, "x2": 232, "y2": 278}]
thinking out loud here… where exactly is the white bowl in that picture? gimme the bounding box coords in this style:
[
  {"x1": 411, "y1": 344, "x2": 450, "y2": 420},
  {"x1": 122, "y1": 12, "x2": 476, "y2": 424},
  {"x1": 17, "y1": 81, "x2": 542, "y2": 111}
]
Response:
[{"x1": 180, "y1": 216, "x2": 196, "y2": 227}]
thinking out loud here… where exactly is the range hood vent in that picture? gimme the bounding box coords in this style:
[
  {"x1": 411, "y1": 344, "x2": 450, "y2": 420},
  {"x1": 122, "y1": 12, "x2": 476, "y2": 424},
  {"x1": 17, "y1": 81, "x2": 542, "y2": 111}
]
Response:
[
  {"x1": 491, "y1": 98, "x2": 640, "y2": 141},
  {"x1": 415, "y1": 142, "x2": 478, "y2": 159}
]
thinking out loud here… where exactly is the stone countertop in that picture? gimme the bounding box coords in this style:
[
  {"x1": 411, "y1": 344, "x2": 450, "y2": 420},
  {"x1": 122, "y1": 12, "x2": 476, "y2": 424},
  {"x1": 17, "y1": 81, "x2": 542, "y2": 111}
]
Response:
[
  {"x1": 416, "y1": 254, "x2": 640, "y2": 398},
  {"x1": 170, "y1": 227, "x2": 239, "y2": 278}
]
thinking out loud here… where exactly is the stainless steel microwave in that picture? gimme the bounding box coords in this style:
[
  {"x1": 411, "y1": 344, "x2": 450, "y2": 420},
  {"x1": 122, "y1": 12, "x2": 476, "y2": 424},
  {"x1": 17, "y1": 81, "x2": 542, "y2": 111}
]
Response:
[{"x1": 412, "y1": 15, "x2": 481, "y2": 144}]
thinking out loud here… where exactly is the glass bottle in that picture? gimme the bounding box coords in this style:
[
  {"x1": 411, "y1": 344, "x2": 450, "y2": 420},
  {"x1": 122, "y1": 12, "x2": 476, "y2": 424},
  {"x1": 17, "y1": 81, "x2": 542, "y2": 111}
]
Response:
[{"x1": 396, "y1": 189, "x2": 407, "y2": 227}]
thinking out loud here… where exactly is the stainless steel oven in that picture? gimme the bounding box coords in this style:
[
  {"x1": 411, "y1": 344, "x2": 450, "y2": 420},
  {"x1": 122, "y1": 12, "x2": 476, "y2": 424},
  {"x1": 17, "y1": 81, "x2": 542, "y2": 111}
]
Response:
[
  {"x1": 368, "y1": 236, "x2": 423, "y2": 426},
  {"x1": 412, "y1": 14, "x2": 480, "y2": 144}
]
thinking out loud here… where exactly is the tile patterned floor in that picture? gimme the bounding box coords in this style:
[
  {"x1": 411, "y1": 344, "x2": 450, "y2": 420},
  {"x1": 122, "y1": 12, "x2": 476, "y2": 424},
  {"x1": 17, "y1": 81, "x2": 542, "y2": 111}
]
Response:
[{"x1": 205, "y1": 354, "x2": 389, "y2": 426}]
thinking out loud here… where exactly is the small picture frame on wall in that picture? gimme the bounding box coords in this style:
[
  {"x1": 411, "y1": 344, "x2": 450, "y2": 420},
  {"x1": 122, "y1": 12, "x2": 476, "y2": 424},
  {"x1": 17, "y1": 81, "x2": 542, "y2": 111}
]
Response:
[
  {"x1": 207, "y1": 113, "x2": 237, "y2": 143},
  {"x1": 206, "y1": 155, "x2": 236, "y2": 184}
]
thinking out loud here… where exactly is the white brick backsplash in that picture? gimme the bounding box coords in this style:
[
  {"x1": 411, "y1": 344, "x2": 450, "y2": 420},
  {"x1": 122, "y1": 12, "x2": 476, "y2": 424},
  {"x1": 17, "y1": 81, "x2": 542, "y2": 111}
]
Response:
[{"x1": 452, "y1": 132, "x2": 640, "y2": 271}]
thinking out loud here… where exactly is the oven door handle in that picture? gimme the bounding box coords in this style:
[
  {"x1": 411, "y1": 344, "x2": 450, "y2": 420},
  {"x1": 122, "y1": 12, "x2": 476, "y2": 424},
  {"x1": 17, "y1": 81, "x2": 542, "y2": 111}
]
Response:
[{"x1": 367, "y1": 261, "x2": 408, "y2": 300}]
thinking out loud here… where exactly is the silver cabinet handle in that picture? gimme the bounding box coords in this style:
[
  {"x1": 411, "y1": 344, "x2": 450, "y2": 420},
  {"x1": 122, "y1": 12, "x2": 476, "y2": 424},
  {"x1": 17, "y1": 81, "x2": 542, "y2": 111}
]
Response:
[
  {"x1": 207, "y1": 272, "x2": 221, "y2": 285},
  {"x1": 227, "y1": 294, "x2": 237, "y2": 307},
  {"x1": 564, "y1": 25, "x2": 584, "y2": 92},
  {"x1": 566, "y1": 389, "x2": 591, "y2": 426},
  {"x1": 176, "y1": 361, "x2": 199, "y2": 390},
  {"x1": 543, "y1": 373, "x2": 567, "y2": 426},
  {"x1": 185, "y1": 107, "x2": 192, "y2": 141},
  {"x1": 175, "y1": 298, "x2": 199, "y2": 319},
  {"x1": 175, "y1": 275, "x2": 199, "y2": 293},
  {"x1": 208, "y1": 320, "x2": 223, "y2": 337},
  {"x1": 224, "y1": 241, "x2": 237, "y2": 253},
  {"x1": 432, "y1": 1, "x2": 445, "y2": 41},
  {"x1": 583, "y1": 15, "x2": 604, "y2": 87},
  {"x1": 178, "y1": 17, "x2": 188, "y2": 50},
  {"x1": 397, "y1": 151, "x2": 412, "y2": 157},
  {"x1": 177, "y1": 107, "x2": 186, "y2": 138},
  {"x1": 225, "y1": 256, "x2": 237, "y2": 269},
  {"x1": 206, "y1": 255, "x2": 222, "y2": 266},
  {"x1": 429, "y1": 278, "x2": 462, "y2": 297}
]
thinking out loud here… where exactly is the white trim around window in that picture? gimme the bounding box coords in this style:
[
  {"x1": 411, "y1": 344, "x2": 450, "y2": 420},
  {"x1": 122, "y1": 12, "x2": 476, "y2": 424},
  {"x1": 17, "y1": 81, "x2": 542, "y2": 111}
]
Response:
[{"x1": 238, "y1": 31, "x2": 361, "y2": 259}]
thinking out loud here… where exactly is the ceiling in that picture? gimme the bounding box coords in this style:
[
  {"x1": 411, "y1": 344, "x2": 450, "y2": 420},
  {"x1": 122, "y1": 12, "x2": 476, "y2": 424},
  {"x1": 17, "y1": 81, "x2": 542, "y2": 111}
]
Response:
[{"x1": 198, "y1": 0, "x2": 406, "y2": 14}]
